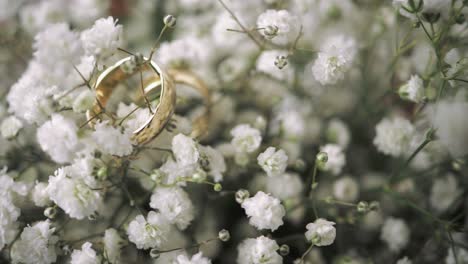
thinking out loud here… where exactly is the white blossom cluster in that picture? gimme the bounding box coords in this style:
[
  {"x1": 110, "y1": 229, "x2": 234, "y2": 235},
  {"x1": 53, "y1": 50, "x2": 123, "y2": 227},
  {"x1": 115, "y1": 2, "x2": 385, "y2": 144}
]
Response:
[{"x1": 0, "y1": 0, "x2": 467, "y2": 263}]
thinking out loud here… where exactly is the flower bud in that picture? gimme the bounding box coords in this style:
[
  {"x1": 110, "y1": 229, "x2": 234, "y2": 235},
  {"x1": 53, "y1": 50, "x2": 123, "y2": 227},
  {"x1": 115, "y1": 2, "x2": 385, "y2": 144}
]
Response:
[
  {"x1": 316, "y1": 151, "x2": 328, "y2": 170},
  {"x1": 192, "y1": 169, "x2": 207, "y2": 183},
  {"x1": 163, "y1": 15, "x2": 177, "y2": 28},
  {"x1": 218, "y1": 229, "x2": 230, "y2": 242},
  {"x1": 213, "y1": 183, "x2": 223, "y2": 192},
  {"x1": 150, "y1": 169, "x2": 165, "y2": 183},
  {"x1": 369, "y1": 201, "x2": 380, "y2": 211},
  {"x1": 263, "y1": 25, "x2": 278, "y2": 39},
  {"x1": 235, "y1": 189, "x2": 250, "y2": 204},
  {"x1": 96, "y1": 166, "x2": 108, "y2": 181},
  {"x1": 356, "y1": 201, "x2": 369, "y2": 213},
  {"x1": 274, "y1": 55, "x2": 288, "y2": 70},
  {"x1": 44, "y1": 206, "x2": 57, "y2": 219},
  {"x1": 279, "y1": 244, "x2": 290, "y2": 256},
  {"x1": 150, "y1": 248, "x2": 160, "y2": 259}
]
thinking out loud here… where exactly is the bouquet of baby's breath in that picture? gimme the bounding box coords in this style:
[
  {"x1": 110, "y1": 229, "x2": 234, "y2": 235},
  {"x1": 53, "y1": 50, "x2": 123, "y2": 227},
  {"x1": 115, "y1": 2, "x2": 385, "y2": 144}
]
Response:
[{"x1": 1, "y1": 0, "x2": 468, "y2": 263}]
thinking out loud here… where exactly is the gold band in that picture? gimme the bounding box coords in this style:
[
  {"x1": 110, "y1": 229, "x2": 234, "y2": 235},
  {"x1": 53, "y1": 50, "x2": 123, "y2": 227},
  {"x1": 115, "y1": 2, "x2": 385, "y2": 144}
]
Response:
[
  {"x1": 142, "y1": 69, "x2": 212, "y2": 139},
  {"x1": 86, "y1": 56, "x2": 176, "y2": 145}
]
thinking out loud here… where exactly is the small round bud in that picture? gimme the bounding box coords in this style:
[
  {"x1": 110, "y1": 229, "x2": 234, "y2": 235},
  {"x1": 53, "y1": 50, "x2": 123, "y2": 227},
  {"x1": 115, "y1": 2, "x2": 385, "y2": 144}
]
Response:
[
  {"x1": 96, "y1": 166, "x2": 108, "y2": 180},
  {"x1": 61, "y1": 244, "x2": 72, "y2": 255},
  {"x1": 88, "y1": 213, "x2": 98, "y2": 221},
  {"x1": 150, "y1": 248, "x2": 160, "y2": 259},
  {"x1": 213, "y1": 183, "x2": 223, "y2": 192},
  {"x1": 356, "y1": 201, "x2": 369, "y2": 213},
  {"x1": 163, "y1": 15, "x2": 177, "y2": 28},
  {"x1": 199, "y1": 154, "x2": 210, "y2": 171},
  {"x1": 44, "y1": 206, "x2": 57, "y2": 219},
  {"x1": 316, "y1": 151, "x2": 328, "y2": 170},
  {"x1": 192, "y1": 169, "x2": 207, "y2": 183},
  {"x1": 263, "y1": 25, "x2": 279, "y2": 39},
  {"x1": 279, "y1": 244, "x2": 290, "y2": 256},
  {"x1": 369, "y1": 201, "x2": 380, "y2": 211},
  {"x1": 150, "y1": 169, "x2": 165, "y2": 183},
  {"x1": 235, "y1": 189, "x2": 250, "y2": 204},
  {"x1": 218, "y1": 229, "x2": 230, "y2": 242},
  {"x1": 274, "y1": 55, "x2": 288, "y2": 70}
]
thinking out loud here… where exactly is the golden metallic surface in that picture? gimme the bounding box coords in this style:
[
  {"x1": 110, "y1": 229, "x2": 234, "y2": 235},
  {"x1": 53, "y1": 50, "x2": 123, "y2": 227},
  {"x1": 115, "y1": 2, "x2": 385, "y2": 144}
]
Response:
[
  {"x1": 86, "y1": 56, "x2": 176, "y2": 145},
  {"x1": 142, "y1": 69, "x2": 212, "y2": 139}
]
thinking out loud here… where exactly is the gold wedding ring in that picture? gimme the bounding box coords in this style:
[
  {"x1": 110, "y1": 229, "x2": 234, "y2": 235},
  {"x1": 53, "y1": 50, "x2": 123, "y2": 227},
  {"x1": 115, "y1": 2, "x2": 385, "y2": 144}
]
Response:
[
  {"x1": 86, "y1": 56, "x2": 176, "y2": 145},
  {"x1": 141, "y1": 69, "x2": 212, "y2": 139}
]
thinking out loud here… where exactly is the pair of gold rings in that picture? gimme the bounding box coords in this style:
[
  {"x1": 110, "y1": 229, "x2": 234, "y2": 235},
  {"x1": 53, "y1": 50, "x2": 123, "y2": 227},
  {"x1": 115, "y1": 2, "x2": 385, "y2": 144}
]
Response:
[{"x1": 86, "y1": 56, "x2": 211, "y2": 145}]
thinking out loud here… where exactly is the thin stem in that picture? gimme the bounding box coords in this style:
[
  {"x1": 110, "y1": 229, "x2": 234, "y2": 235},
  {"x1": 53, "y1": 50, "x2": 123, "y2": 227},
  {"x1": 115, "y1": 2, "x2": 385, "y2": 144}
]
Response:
[
  {"x1": 389, "y1": 137, "x2": 432, "y2": 183},
  {"x1": 298, "y1": 244, "x2": 314, "y2": 264},
  {"x1": 79, "y1": 111, "x2": 102, "y2": 129},
  {"x1": 217, "y1": 0, "x2": 263, "y2": 49},
  {"x1": 148, "y1": 25, "x2": 168, "y2": 61},
  {"x1": 448, "y1": 231, "x2": 459, "y2": 264},
  {"x1": 139, "y1": 70, "x2": 154, "y2": 114},
  {"x1": 157, "y1": 238, "x2": 217, "y2": 254}
]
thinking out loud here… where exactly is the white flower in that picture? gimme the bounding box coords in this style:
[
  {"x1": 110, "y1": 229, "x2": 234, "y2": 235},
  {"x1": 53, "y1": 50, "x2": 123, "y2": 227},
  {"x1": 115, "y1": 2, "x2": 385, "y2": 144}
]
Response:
[
  {"x1": 81, "y1": 17, "x2": 122, "y2": 61},
  {"x1": 257, "y1": 147, "x2": 288, "y2": 177},
  {"x1": 157, "y1": 36, "x2": 210, "y2": 68},
  {"x1": 32, "y1": 182, "x2": 51, "y2": 207},
  {"x1": 275, "y1": 110, "x2": 305, "y2": 141},
  {"x1": 237, "y1": 236, "x2": 282, "y2": 264},
  {"x1": 19, "y1": 0, "x2": 66, "y2": 34},
  {"x1": 256, "y1": 50, "x2": 293, "y2": 82},
  {"x1": 172, "y1": 133, "x2": 200, "y2": 167},
  {"x1": 380, "y1": 217, "x2": 410, "y2": 252},
  {"x1": 46, "y1": 167, "x2": 103, "y2": 219},
  {"x1": 0, "y1": 168, "x2": 29, "y2": 250},
  {"x1": 7, "y1": 65, "x2": 53, "y2": 124},
  {"x1": 0, "y1": 115, "x2": 23, "y2": 139},
  {"x1": 92, "y1": 121, "x2": 133, "y2": 157},
  {"x1": 116, "y1": 102, "x2": 152, "y2": 133},
  {"x1": 399, "y1": 75, "x2": 425, "y2": 103},
  {"x1": 11, "y1": 220, "x2": 58, "y2": 264},
  {"x1": 319, "y1": 144, "x2": 346, "y2": 175},
  {"x1": 446, "y1": 247, "x2": 468, "y2": 264},
  {"x1": 427, "y1": 100, "x2": 468, "y2": 157},
  {"x1": 373, "y1": 116, "x2": 415, "y2": 157},
  {"x1": 430, "y1": 174, "x2": 460, "y2": 212},
  {"x1": 312, "y1": 35, "x2": 357, "y2": 85},
  {"x1": 257, "y1": 9, "x2": 299, "y2": 45},
  {"x1": 175, "y1": 252, "x2": 211, "y2": 264},
  {"x1": 70, "y1": 242, "x2": 101, "y2": 264},
  {"x1": 72, "y1": 88, "x2": 95, "y2": 113},
  {"x1": 200, "y1": 146, "x2": 226, "y2": 182},
  {"x1": 37, "y1": 114, "x2": 82, "y2": 164},
  {"x1": 33, "y1": 23, "x2": 83, "y2": 70},
  {"x1": 149, "y1": 187, "x2": 194, "y2": 230},
  {"x1": 230, "y1": 124, "x2": 262, "y2": 153},
  {"x1": 397, "y1": 256, "x2": 412, "y2": 264},
  {"x1": 241, "y1": 191, "x2": 285, "y2": 231},
  {"x1": 127, "y1": 211, "x2": 170, "y2": 250},
  {"x1": 305, "y1": 218, "x2": 336, "y2": 246},
  {"x1": 266, "y1": 172, "x2": 303, "y2": 200},
  {"x1": 104, "y1": 228, "x2": 124, "y2": 264},
  {"x1": 326, "y1": 119, "x2": 351, "y2": 148},
  {"x1": 333, "y1": 176, "x2": 359, "y2": 202}
]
